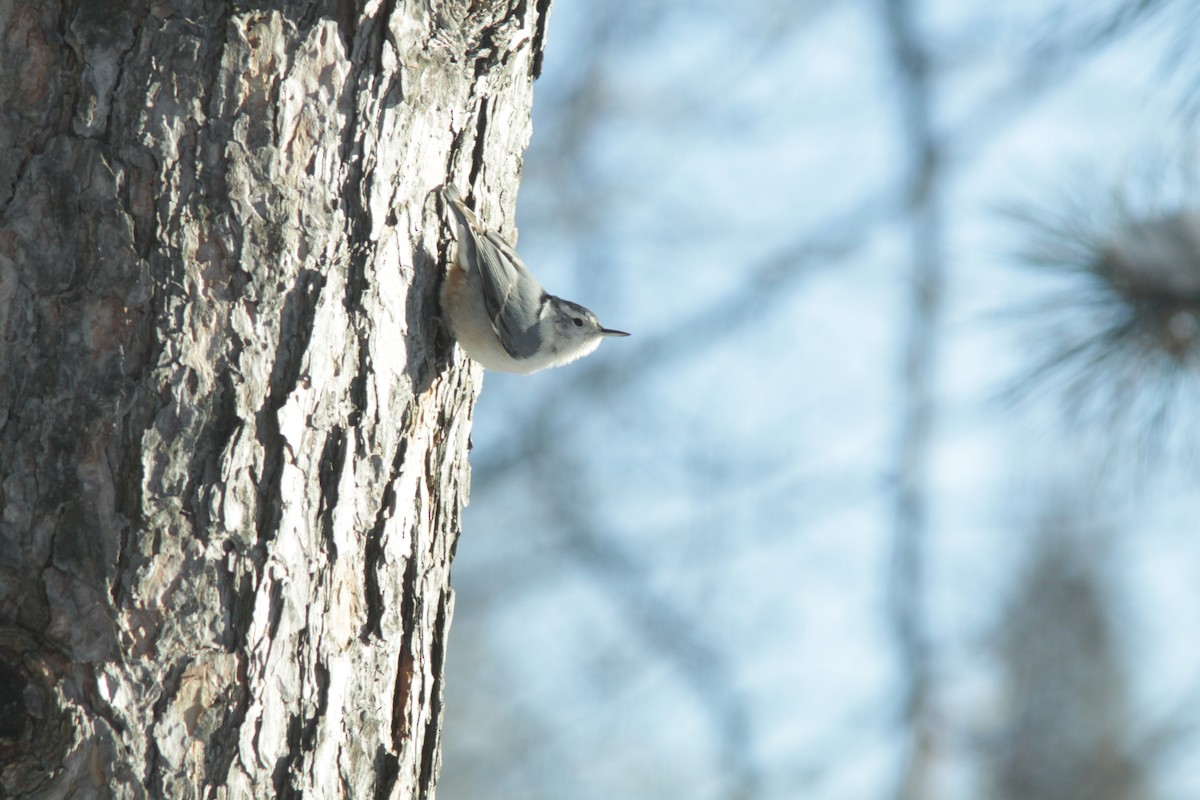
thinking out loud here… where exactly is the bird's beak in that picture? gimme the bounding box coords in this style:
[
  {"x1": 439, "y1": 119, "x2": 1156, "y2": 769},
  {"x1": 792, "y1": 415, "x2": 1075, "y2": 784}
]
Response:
[{"x1": 599, "y1": 327, "x2": 630, "y2": 337}]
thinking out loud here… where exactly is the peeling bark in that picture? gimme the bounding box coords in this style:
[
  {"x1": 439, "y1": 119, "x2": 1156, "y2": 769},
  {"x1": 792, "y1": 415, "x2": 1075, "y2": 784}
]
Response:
[{"x1": 0, "y1": 1, "x2": 550, "y2": 797}]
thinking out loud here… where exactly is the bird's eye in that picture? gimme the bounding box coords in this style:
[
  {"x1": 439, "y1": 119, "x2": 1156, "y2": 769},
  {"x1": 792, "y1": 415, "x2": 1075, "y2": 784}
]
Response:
[{"x1": 572, "y1": 318, "x2": 584, "y2": 327}]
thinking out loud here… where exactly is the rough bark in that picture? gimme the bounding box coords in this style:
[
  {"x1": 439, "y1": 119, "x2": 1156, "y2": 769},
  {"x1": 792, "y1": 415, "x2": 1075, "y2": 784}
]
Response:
[{"x1": 0, "y1": 1, "x2": 549, "y2": 797}]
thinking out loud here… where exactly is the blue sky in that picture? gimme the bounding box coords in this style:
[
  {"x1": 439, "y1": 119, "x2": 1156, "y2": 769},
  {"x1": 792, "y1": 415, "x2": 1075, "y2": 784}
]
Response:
[{"x1": 440, "y1": 2, "x2": 1200, "y2": 797}]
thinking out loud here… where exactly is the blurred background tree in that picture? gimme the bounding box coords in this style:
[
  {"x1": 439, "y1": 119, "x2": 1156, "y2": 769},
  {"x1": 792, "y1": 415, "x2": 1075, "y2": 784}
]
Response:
[{"x1": 437, "y1": 1, "x2": 1200, "y2": 798}]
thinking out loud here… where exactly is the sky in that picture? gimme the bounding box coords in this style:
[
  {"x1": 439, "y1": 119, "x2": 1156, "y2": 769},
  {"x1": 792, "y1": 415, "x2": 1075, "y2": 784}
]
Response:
[{"x1": 438, "y1": 2, "x2": 1200, "y2": 798}]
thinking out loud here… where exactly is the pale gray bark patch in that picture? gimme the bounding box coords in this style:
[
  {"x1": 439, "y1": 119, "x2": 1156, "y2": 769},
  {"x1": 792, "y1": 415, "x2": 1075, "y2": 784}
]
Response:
[{"x1": 0, "y1": 0, "x2": 550, "y2": 797}]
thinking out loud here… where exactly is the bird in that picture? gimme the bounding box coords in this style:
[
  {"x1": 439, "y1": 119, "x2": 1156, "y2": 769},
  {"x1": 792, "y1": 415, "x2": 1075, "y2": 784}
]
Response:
[{"x1": 438, "y1": 185, "x2": 629, "y2": 374}]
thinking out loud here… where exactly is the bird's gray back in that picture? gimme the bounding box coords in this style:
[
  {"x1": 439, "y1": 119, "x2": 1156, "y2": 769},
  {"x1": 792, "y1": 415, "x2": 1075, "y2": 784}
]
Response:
[{"x1": 472, "y1": 229, "x2": 547, "y2": 359}]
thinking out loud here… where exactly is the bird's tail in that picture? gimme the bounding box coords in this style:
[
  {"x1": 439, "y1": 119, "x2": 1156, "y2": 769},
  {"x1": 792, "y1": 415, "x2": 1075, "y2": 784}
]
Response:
[
  {"x1": 438, "y1": 185, "x2": 482, "y2": 231},
  {"x1": 439, "y1": 185, "x2": 482, "y2": 272}
]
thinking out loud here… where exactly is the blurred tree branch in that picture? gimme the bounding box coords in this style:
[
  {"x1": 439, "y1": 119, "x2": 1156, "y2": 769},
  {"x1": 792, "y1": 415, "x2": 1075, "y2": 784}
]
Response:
[{"x1": 879, "y1": 0, "x2": 945, "y2": 798}]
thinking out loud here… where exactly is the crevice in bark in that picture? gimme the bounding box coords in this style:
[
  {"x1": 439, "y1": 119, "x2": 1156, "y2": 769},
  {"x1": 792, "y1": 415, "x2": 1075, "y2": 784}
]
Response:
[
  {"x1": 338, "y1": 13, "x2": 382, "y2": 474},
  {"x1": 1, "y1": 151, "x2": 36, "y2": 216},
  {"x1": 390, "y1": 549, "x2": 419, "y2": 746},
  {"x1": 340, "y1": 178, "x2": 375, "y2": 315},
  {"x1": 187, "y1": 3, "x2": 238, "y2": 204},
  {"x1": 123, "y1": 160, "x2": 158, "y2": 260},
  {"x1": 466, "y1": 97, "x2": 489, "y2": 197},
  {"x1": 185, "y1": 369, "x2": 239, "y2": 547},
  {"x1": 266, "y1": 571, "x2": 284, "y2": 641},
  {"x1": 84, "y1": 662, "x2": 128, "y2": 740},
  {"x1": 373, "y1": 744, "x2": 401, "y2": 800},
  {"x1": 111, "y1": 344, "x2": 156, "y2": 612},
  {"x1": 0, "y1": 658, "x2": 26, "y2": 741},
  {"x1": 272, "y1": 712, "x2": 305, "y2": 798},
  {"x1": 292, "y1": 1, "x2": 324, "y2": 35},
  {"x1": 471, "y1": 33, "x2": 495, "y2": 81},
  {"x1": 202, "y1": 653, "x2": 250, "y2": 795},
  {"x1": 317, "y1": 425, "x2": 347, "y2": 562},
  {"x1": 349, "y1": 342, "x2": 369, "y2": 450},
  {"x1": 362, "y1": 437, "x2": 407, "y2": 641},
  {"x1": 312, "y1": 659, "x2": 329, "y2": 737},
  {"x1": 144, "y1": 656, "x2": 188, "y2": 797},
  {"x1": 271, "y1": 653, "x2": 330, "y2": 797},
  {"x1": 405, "y1": 242, "x2": 446, "y2": 393},
  {"x1": 254, "y1": 268, "x2": 325, "y2": 549},
  {"x1": 54, "y1": 6, "x2": 83, "y2": 134},
  {"x1": 423, "y1": 446, "x2": 447, "y2": 560},
  {"x1": 445, "y1": 126, "x2": 469, "y2": 185},
  {"x1": 469, "y1": 4, "x2": 526, "y2": 80},
  {"x1": 373, "y1": 0, "x2": 398, "y2": 79},
  {"x1": 531, "y1": 0, "x2": 551, "y2": 78},
  {"x1": 334, "y1": 0, "x2": 357, "y2": 51},
  {"x1": 0, "y1": 630, "x2": 73, "y2": 798},
  {"x1": 382, "y1": 67, "x2": 404, "y2": 110},
  {"x1": 345, "y1": 0, "x2": 397, "y2": 80},
  {"x1": 206, "y1": 3, "x2": 236, "y2": 118},
  {"x1": 417, "y1": 589, "x2": 449, "y2": 798},
  {"x1": 220, "y1": 542, "x2": 257, "y2": 651},
  {"x1": 101, "y1": 3, "x2": 148, "y2": 143}
]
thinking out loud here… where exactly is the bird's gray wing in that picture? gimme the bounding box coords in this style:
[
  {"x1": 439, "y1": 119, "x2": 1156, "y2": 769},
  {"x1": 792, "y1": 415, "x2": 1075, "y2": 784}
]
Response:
[
  {"x1": 473, "y1": 229, "x2": 547, "y2": 359},
  {"x1": 441, "y1": 186, "x2": 547, "y2": 360}
]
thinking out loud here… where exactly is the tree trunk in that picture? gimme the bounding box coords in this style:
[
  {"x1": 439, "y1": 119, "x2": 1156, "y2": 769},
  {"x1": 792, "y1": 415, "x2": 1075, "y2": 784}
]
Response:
[{"x1": 0, "y1": 1, "x2": 550, "y2": 797}]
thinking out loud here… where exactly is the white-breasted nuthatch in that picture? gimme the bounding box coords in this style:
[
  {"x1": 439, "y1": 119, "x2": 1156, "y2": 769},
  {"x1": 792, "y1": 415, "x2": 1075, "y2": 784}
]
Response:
[{"x1": 439, "y1": 185, "x2": 629, "y2": 374}]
